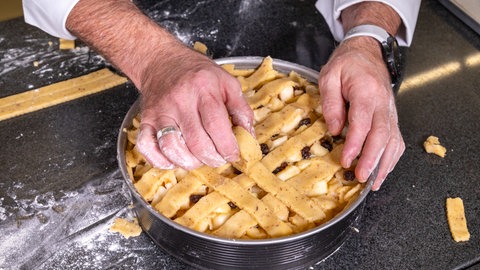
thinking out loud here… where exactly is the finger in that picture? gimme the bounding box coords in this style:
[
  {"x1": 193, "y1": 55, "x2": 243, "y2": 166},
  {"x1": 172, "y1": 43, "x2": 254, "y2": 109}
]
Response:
[
  {"x1": 198, "y1": 93, "x2": 240, "y2": 163},
  {"x1": 178, "y1": 110, "x2": 227, "y2": 168},
  {"x1": 136, "y1": 123, "x2": 175, "y2": 169},
  {"x1": 222, "y1": 73, "x2": 255, "y2": 136},
  {"x1": 318, "y1": 67, "x2": 347, "y2": 135},
  {"x1": 341, "y1": 93, "x2": 376, "y2": 169},
  {"x1": 371, "y1": 127, "x2": 405, "y2": 191},
  {"x1": 353, "y1": 104, "x2": 391, "y2": 181},
  {"x1": 155, "y1": 118, "x2": 203, "y2": 170}
]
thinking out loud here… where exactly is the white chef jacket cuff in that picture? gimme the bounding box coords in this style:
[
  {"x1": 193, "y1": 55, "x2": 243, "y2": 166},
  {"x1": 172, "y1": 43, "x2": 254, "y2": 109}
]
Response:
[
  {"x1": 23, "y1": 0, "x2": 80, "y2": 40},
  {"x1": 315, "y1": 0, "x2": 420, "y2": 46}
]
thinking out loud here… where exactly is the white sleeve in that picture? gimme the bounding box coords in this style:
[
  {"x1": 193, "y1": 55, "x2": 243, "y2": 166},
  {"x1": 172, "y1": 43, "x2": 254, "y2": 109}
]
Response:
[
  {"x1": 315, "y1": 0, "x2": 421, "y2": 46},
  {"x1": 23, "y1": 0, "x2": 80, "y2": 39}
]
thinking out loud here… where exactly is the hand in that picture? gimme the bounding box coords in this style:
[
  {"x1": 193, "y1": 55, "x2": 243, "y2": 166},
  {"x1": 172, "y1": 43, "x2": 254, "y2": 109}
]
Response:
[
  {"x1": 318, "y1": 37, "x2": 405, "y2": 191},
  {"x1": 65, "y1": 0, "x2": 253, "y2": 170},
  {"x1": 136, "y1": 45, "x2": 254, "y2": 170}
]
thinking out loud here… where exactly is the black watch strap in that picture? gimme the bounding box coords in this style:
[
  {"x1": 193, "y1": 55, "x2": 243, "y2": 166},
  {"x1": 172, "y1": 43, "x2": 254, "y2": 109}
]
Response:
[{"x1": 342, "y1": 24, "x2": 401, "y2": 87}]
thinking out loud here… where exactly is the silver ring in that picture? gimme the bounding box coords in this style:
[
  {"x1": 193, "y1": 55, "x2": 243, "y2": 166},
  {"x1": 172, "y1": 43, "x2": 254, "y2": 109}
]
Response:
[{"x1": 156, "y1": 126, "x2": 179, "y2": 141}]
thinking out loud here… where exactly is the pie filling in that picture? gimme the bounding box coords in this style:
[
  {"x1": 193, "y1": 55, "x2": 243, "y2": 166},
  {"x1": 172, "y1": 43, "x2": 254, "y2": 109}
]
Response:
[{"x1": 124, "y1": 57, "x2": 365, "y2": 239}]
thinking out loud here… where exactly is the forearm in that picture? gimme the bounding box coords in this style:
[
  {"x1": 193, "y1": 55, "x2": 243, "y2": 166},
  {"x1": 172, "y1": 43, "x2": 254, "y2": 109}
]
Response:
[
  {"x1": 338, "y1": 2, "x2": 402, "y2": 78},
  {"x1": 340, "y1": 2, "x2": 402, "y2": 36},
  {"x1": 65, "y1": 0, "x2": 185, "y2": 90}
]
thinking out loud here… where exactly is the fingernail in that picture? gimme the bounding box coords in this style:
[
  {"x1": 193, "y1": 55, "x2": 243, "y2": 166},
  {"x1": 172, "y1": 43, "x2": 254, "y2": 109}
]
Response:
[
  {"x1": 225, "y1": 153, "x2": 239, "y2": 163},
  {"x1": 249, "y1": 124, "x2": 256, "y2": 139},
  {"x1": 372, "y1": 177, "x2": 386, "y2": 191},
  {"x1": 365, "y1": 167, "x2": 375, "y2": 181},
  {"x1": 345, "y1": 158, "x2": 352, "y2": 169},
  {"x1": 342, "y1": 156, "x2": 352, "y2": 169},
  {"x1": 213, "y1": 160, "x2": 227, "y2": 167}
]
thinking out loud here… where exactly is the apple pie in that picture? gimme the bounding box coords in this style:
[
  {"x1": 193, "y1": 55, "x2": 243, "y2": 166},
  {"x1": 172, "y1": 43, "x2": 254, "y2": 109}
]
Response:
[{"x1": 124, "y1": 56, "x2": 365, "y2": 239}]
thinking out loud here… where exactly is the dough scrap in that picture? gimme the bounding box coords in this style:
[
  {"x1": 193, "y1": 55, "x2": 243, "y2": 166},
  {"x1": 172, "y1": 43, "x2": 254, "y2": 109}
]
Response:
[
  {"x1": 424, "y1": 135, "x2": 447, "y2": 157},
  {"x1": 110, "y1": 217, "x2": 142, "y2": 239}
]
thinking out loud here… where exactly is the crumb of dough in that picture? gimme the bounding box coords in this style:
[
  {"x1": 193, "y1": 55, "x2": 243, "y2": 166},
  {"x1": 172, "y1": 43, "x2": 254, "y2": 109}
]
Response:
[
  {"x1": 59, "y1": 38, "x2": 75, "y2": 50},
  {"x1": 446, "y1": 197, "x2": 470, "y2": 242},
  {"x1": 110, "y1": 217, "x2": 142, "y2": 239},
  {"x1": 424, "y1": 136, "x2": 447, "y2": 157},
  {"x1": 193, "y1": 41, "x2": 208, "y2": 55}
]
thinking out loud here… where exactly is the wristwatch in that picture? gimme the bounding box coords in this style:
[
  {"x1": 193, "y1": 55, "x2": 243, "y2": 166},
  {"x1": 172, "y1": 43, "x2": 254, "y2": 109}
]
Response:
[{"x1": 342, "y1": 24, "x2": 401, "y2": 87}]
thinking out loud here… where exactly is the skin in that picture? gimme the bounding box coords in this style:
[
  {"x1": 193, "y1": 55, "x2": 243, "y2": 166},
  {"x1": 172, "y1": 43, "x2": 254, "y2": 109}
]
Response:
[
  {"x1": 66, "y1": 0, "x2": 253, "y2": 170},
  {"x1": 319, "y1": 2, "x2": 405, "y2": 190},
  {"x1": 66, "y1": 0, "x2": 405, "y2": 191}
]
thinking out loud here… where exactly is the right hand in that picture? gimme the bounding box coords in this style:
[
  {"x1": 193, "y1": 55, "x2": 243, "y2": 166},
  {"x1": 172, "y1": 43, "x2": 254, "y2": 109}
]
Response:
[
  {"x1": 318, "y1": 37, "x2": 405, "y2": 191},
  {"x1": 136, "y1": 45, "x2": 254, "y2": 170}
]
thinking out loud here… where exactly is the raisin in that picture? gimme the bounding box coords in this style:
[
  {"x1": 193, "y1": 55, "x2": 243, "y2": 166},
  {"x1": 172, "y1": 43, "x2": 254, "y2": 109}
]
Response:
[
  {"x1": 272, "y1": 162, "x2": 288, "y2": 174},
  {"x1": 228, "y1": 202, "x2": 237, "y2": 209},
  {"x1": 190, "y1": 194, "x2": 204, "y2": 204},
  {"x1": 343, "y1": 170, "x2": 355, "y2": 181},
  {"x1": 332, "y1": 135, "x2": 343, "y2": 142},
  {"x1": 320, "y1": 137, "x2": 333, "y2": 151},
  {"x1": 298, "y1": 118, "x2": 311, "y2": 128},
  {"x1": 260, "y1": 143, "x2": 270, "y2": 156},
  {"x1": 301, "y1": 146, "x2": 311, "y2": 159}
]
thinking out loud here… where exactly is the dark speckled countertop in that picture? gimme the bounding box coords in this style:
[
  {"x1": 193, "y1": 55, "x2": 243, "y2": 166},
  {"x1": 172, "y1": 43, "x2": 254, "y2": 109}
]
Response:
[{"x1": 0, "y1": 0, "x2": 479, "y2": 269}]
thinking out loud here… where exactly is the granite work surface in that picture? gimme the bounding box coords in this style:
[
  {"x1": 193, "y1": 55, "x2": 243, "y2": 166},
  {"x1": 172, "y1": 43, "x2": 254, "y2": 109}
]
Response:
[{"x1": 0, "y1": 0, "x2": 479, "y2": 269}]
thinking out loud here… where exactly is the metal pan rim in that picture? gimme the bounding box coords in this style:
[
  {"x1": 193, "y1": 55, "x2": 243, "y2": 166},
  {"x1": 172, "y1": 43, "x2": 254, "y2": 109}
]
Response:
[{"x1": 117, "y1": 56, "x2": 373, "y2": 246}]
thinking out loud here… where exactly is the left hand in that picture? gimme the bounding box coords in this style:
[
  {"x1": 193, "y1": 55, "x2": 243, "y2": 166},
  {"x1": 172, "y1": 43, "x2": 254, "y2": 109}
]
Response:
[{"x1": 318, "y1": 37, "x2": 405, "y2": 191}]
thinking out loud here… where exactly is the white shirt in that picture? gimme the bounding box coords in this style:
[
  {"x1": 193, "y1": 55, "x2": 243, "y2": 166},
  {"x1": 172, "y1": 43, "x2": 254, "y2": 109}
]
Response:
[
  {"x1": 23, "y1": 0, "x2": 80, "y2": 40},
  {"x1": 316, "y1": 0, "x2": 421, "y2": 46},
  {"x1": 23, "y1": 0, "x2": 420, "y2": 46}
]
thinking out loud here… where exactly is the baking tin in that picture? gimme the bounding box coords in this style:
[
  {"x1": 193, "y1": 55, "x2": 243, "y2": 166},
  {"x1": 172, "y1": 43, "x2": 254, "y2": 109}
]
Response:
[{"x1": 117, "y1": 57, "x2": 374, "y2": 270}]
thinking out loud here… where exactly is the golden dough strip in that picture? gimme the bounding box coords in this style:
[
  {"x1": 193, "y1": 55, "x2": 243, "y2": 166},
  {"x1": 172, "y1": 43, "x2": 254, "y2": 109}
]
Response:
[
  {"x1": 288, "y1": 71, "x2": 310, "y2": 87},
  {"x1": 287, "y1": 146, "x2": 343, "y2": 194},
  {"x1": 255, "y1": 105, "x2": 304, "y2": 143},
  {"x1": 237, "y1": 56, "x2": 279, "y2": 92},
  {"x1": 261, "y1": 193, "x2": 289, "y2": 221},
  {"x1": 261, "y1": 119, "x2": 328, "y2": 171},
  {"x1": 213, "y1": 210, "x2": 258, "y2": 238},
  {"x1": 190, "y1": 173, "x2": 288, "y2": 238},
  {"x1": 254, "y1": 94, "x2": 315, "y2": 144},
  {"x1": 231, "y1": 126, "x2": 263, "y2": 172},
  {"x1": 175, "y1": 191, "x2": 230, "y2": 228},
  {"x1": 154, "y1": 173, "x2": 203, "y2": 218},
  {"x1": 134, "y1": 168, "x2": 175, "y2": 202},
  {"x1": 247, "y1": 77, "x2": 297, "y2": 109},
  {"x1": 0, "y1": 68, "x2": 127, "y2": 121},
  {"x1": 214, "y1": 193, "x2": 290, "y2": 238},
  {"x1": 338, "y1": 183, "x2": 363, "y2": 203},
  {"x1": 192, "y1": 166, "x2": 293, "y2": 237},
  {"x1": 247, "y1": 162, "x2": 326, "y2": 223},
  {"x1": 446, "y1": 197, "x2": 470, "y2": 242},
  {"x1": 59, "y1": 38, "x2": 75, "y2": 50},
  {"x1": 125, "y1": 146, "x2": 144, "y2": 168},
  {"x1": 233, "y1": 124, "x2": 325, "y2": 222},
  {"x1": 233, "y1": 173, "x2": 257, "y2": 190}
]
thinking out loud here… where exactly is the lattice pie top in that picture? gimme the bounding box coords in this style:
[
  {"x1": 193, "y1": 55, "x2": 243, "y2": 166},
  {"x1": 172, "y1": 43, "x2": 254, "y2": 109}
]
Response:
[{"x1": 124, "y1": 57, "x2": 365, "y2": 239}]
